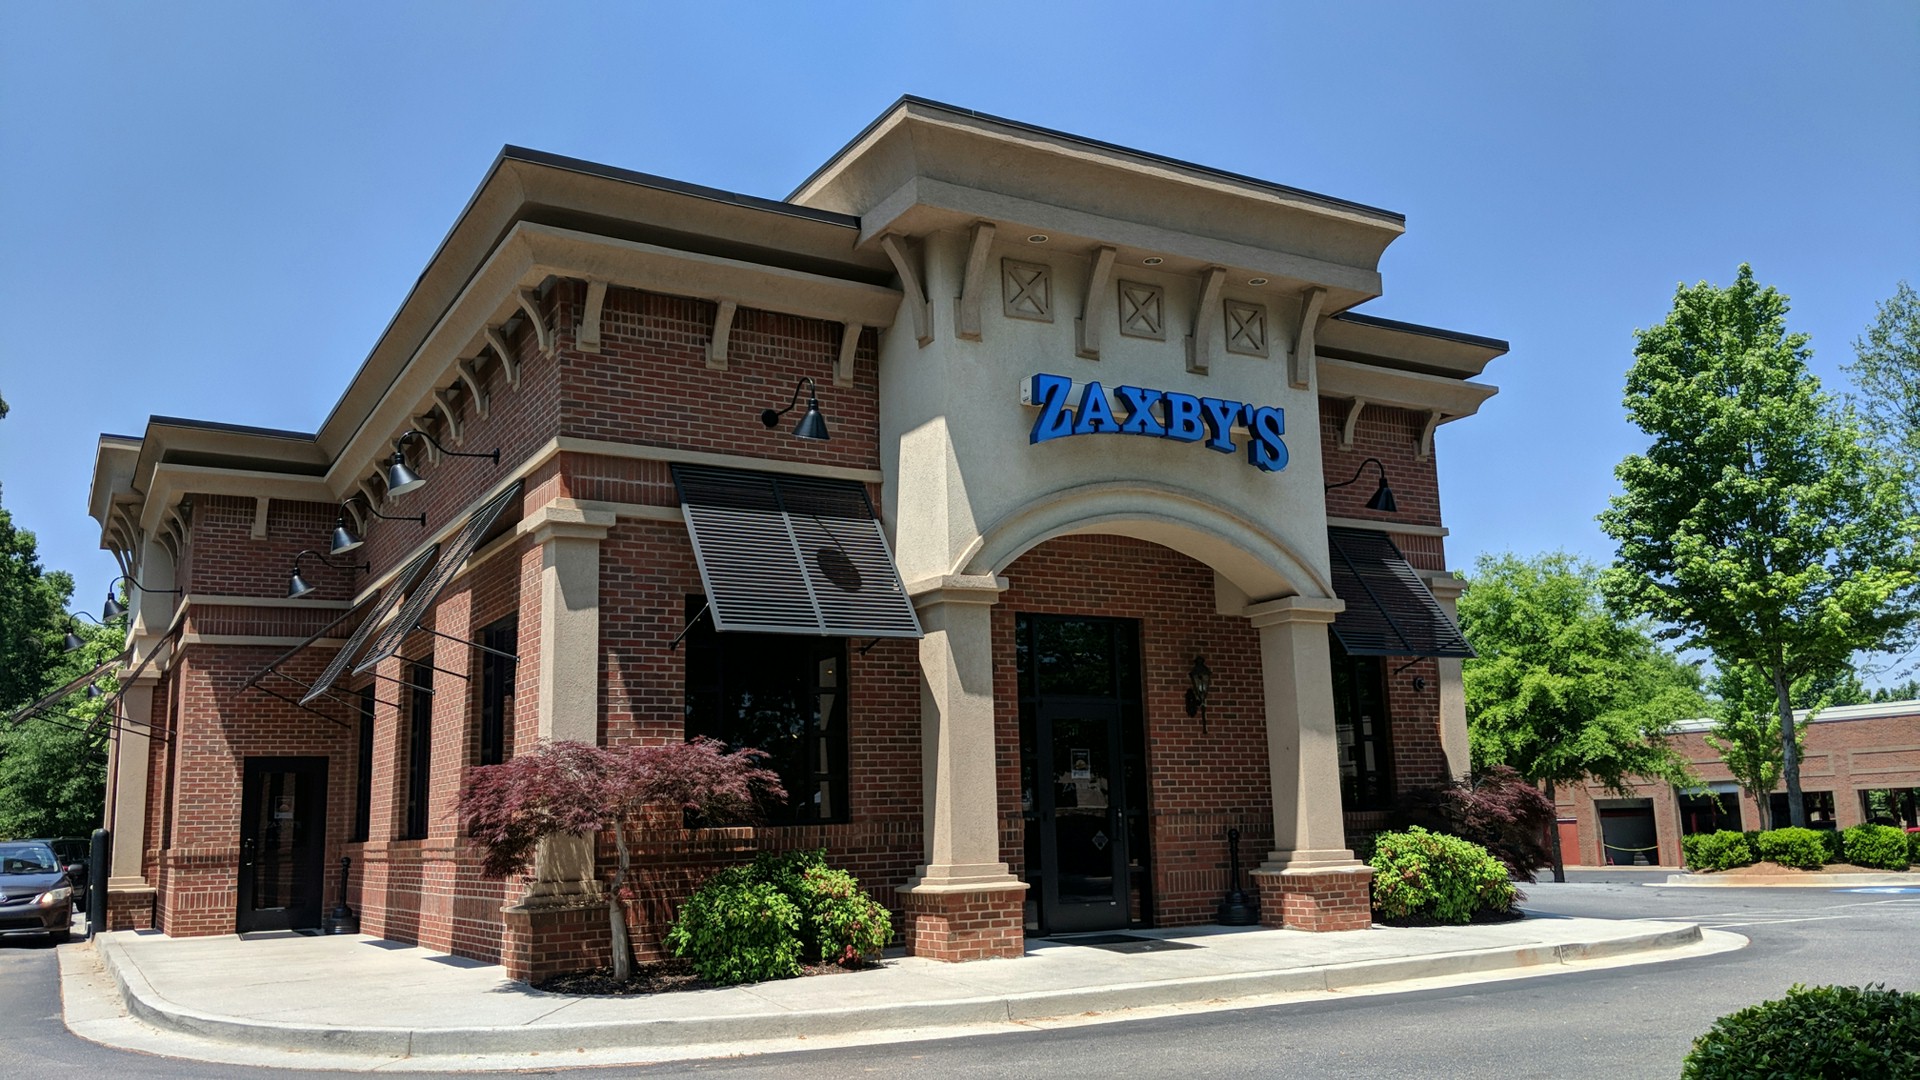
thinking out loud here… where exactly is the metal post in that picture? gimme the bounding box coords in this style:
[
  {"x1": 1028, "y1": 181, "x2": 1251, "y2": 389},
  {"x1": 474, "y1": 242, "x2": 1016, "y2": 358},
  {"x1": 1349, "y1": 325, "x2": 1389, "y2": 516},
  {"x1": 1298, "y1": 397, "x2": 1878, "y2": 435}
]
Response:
[
  {"x1": 321, "y1": 856, "x2": 359, "y2": 934},
  {"x1": 1216, "y1": 827, "x2": 1257, "y2": 925},
  {"x1": 86, "y1": 827, "x2": 110, "y2": 938}
]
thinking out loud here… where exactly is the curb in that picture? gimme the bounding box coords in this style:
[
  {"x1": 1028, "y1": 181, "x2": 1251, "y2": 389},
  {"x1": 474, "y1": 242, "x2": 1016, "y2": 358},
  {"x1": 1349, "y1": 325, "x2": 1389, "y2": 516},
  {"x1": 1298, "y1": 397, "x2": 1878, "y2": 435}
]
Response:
[
  {"x1": 1660, "y1": 872, "x2": 1920, "y2": 887},
  {"x1": 98, "y1": 923, "x2": 1707, "y2": 1059}
]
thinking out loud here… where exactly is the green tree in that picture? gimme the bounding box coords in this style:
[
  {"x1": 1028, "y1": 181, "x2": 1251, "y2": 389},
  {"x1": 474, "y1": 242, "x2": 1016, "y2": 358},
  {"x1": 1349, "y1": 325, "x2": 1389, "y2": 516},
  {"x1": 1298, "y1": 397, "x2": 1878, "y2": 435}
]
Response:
[
  {"x1": 1846, "y1": 280, "x2": 1920, "y2": 504},
  {"x1": 1701, "y1": 661, "x2": 1860, "y2": 830},
  {"x1": 0, "y1": 615, "x2": 119, "y2": 837},
  {"x1": 1870, "y1": 679, "x2": 1920, "y2": 703},
  {"x1": 0, "y1": 486, "x2": 73, "y2": 713},
  {"x1": 1458, "y1": 551, "x2": 1705, "y2": 880},
  {"x1": 1601, "y1": 266, "x2": 1920, "y2": 828}
]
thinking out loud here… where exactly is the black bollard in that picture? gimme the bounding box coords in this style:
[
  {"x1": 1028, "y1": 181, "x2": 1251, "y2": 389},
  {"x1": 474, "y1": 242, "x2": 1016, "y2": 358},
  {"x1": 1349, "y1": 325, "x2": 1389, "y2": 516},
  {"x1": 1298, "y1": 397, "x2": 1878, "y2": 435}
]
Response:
[
  {"x1": 321, "y1": 856, "x2": 359, "y2": 934},
  {"x1": 1216, "y1": 827, "x2": 1257, "y2": 925}
]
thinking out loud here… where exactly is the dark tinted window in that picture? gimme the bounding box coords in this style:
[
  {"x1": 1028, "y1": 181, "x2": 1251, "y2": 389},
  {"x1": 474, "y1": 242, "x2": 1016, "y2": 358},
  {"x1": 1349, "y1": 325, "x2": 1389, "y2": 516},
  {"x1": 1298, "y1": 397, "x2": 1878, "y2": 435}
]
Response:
[
  {"x1": 352, "y1": 686, "x2": 374, "y2": 842},
  {"x1": 478, "y1": 617, "x2": 518, "y2": 767},
  {"x1": 683, "y1": 597, "x2": 847, "y2": 825},
  {"x1": 404, "y1": 660, "x2": 433, "y2": 840},
  {"x1": 1331, "y1": 644, "x2": 1393, "y2": 811}
]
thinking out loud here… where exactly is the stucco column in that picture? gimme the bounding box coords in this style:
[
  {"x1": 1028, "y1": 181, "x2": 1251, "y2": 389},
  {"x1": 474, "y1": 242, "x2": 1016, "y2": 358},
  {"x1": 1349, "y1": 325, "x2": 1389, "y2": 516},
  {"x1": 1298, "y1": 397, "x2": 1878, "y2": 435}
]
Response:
[
  {"x1": 521, "y1": 500, "x2": 616, "y2": 901},
  {"x1": 1423, "y1": 572, "x2": 1471, "y2": 780},
  {"x1": 105, "y1": 663, "x2": 161, "y2": 929},
  {"x1": 897, "y1": 574, "x2": 1027, "y2": 960},
  {"x1": 1249, "y1": 595, "x2": 1359, "y2": 871},
  {"x1": 1246, "y1": 595, "x2": 1373, "y2": 931}
]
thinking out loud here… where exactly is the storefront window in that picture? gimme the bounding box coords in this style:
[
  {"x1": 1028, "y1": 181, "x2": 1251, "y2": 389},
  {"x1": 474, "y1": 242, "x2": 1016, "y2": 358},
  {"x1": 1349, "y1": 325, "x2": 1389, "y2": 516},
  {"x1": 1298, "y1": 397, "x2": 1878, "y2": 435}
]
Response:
[
  {"x1": 1768, "y1": 790, "x2": 1836, "y2": 830},
  {"x1": 478, "y1": 616, "x2": 517, "y2": 767},
  {"x1": 352, "y1": 686, "x2": 374, "y2": 843},
  {"x1": 1677, "y1": 789, "x2": 1742, "y2": 834},
  {"x1": 683, "y1": 597, "x2": 848, "y2": 825},
  {"x1": 1331, "y1": 644, "x2": 1392, "y2": 811},
  {"x1": 1862, "y1": 787, "x2": 1920, "y2": 828},
  {"x1": 403, "y1": 660, "x2": 433, "y2": 840}
]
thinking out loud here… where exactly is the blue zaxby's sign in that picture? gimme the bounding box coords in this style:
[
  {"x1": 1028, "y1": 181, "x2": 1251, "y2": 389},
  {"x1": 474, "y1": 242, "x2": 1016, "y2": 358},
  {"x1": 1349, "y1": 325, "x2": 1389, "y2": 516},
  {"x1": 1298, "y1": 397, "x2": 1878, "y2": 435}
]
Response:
[{"x1": 1022, "y1": 372, "x2": 1289, "y2": 473}]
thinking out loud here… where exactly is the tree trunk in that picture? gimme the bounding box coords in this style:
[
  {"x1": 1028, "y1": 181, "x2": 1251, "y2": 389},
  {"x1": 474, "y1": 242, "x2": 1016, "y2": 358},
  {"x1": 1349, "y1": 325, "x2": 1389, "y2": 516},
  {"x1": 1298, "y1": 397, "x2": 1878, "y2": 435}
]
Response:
[
  {"x1": 607, "y1": 820, "x2": 634, "y2": 981},
  {"x1": 1769, "y1": 666, "x2": 1806, "y2": 829},
  {"x1": 1546, "y1": 780, "x2": 1566, "y2": 883}
]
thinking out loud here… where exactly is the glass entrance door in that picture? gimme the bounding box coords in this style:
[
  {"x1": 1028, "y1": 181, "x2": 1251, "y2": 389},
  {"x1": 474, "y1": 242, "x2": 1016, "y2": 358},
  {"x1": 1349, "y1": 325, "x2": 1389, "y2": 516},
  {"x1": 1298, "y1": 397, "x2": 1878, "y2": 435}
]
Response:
[
  {"x1": 1017, "y1": 615, "x2": 1149, "y2": 935},
  {"x1": 237, "y1": 756, "x2": 328, "y2": 932}
]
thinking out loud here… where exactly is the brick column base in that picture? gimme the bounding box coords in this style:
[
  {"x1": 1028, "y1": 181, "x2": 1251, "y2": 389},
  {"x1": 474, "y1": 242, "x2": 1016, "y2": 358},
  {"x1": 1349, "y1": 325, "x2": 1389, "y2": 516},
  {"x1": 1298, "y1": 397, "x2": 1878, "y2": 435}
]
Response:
[
  {"x1": 501, "y1": 899, "x2": 612, "y2": 984},
  {"x1": 898, "y1": 886, "x2": 1026, "y2": 961},
  {"x1": 1250, "y1": 866, "x2": 1374, "y2": 932},
  {"x1": 104, "y1": 885, "x2": 156, "y2": 931}
]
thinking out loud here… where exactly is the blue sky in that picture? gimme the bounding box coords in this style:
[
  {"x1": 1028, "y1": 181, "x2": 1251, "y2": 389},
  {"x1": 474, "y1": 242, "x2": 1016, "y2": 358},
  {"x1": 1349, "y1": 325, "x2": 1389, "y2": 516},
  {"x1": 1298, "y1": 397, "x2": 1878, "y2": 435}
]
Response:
[{"x1": 2, "y1": 2, "x2": 1915, "y2": 683}]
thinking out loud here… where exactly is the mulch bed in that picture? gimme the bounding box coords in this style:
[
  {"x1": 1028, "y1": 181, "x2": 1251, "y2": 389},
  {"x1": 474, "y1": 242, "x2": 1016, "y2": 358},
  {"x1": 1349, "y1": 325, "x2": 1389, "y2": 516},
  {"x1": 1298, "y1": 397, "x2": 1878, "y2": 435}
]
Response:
[
  {"x1": 1703, "y1": 861, "x2": 1892, "y2": 877},
  {"x1": 1373, "y1": 906, "x2": 1527, "y2": 929},
  {"x1": 535, "y1": 957, "x2": 880, "y2": 996}
]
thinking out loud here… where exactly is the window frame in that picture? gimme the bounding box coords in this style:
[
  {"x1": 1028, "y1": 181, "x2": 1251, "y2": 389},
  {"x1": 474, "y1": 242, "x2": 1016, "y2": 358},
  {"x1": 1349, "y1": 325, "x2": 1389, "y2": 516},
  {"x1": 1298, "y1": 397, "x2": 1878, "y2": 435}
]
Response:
[
  {"x1": 682, "y1": 596, "x2": 851, "y2": 826},
  {"x1": 477, "y1": 616, "x2": 518, "y2": 768},
  {"x1": 402, "y1": 659, "x2": 433, "y2": 840},
  {"x1": 1330, "y1": 643, "x2": 1395, "y2": 812},
  {"x1": 351, "y1": 685, "x2": 375, "y2": 843}
]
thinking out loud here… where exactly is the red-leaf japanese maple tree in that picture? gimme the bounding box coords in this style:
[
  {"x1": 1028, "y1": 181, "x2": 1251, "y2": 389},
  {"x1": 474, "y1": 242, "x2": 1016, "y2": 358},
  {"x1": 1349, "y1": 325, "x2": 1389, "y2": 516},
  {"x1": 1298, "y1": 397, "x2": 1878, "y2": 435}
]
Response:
[{"x1": 458, "y1": 738, "x2": 784, "y2": 980}]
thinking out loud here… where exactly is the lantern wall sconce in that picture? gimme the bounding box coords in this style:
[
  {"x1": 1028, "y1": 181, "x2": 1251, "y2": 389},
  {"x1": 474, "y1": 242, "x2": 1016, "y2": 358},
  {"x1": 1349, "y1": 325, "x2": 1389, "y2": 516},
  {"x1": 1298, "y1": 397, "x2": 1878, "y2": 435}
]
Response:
[
  {"x1": 286, "y1": 549, "x2": 369, "y2": 600},
  {"x1": 330, "y1": 496, "x2": 426, "y2": 556},
  {"x1": 1185, "y1": 655, "x2": 1213, "y2": 732},
  {"x1": 759, "y1": 377, "x2": 830, "y2": 441},
  {"x1": 384, "y1": 429, "x2": 500, "y2": 498},
  {"x1": 1323, "y1": 456, "x2": 1397, "y2": 513},
  {"x1": 101, "y1": 574, "x2": 182, "y2": 620}
]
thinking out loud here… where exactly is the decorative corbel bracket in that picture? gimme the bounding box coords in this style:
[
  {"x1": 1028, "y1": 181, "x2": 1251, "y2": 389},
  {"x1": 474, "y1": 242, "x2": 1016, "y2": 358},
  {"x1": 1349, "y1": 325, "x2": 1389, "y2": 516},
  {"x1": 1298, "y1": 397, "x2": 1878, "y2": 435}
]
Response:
[
  {"x1": 577, "y1": 278, "x2": 608, "y2": 354},
  {"x1": 1418, "y1": 410, "x2": 1444, "y2": 460},
  {"x1": 516, "y1": 288, "x2": 554, "y2": 357},
  {"x1": 879, "y1": 234, "x2": 932, "y2": 348},
  {"x1": 484, "y1": 326, "x2": 521, "y2": 388},
  {"x1": 1340, "y1": 398, "x2": 1367, "y2": 451},
  {"x1": 1076, "y1": 246, "x2": 1118, "y2": 361},
  {"x1": 356, "y1": 476, "x2": 384, "y2": 515},
  {"x1": 250, "y1": 497, "x2": 270, "y2": 540},
  {"x1": 954, "y1": 221, "x2": 996, "y2": 341},
  {"x1": 1292, "y1": 286, "x2": 1326, "y2": 390},
  {"x1": 708, "y1": 299, "x2": 738, "y2": 370},
  {"x1": 1186, "y1": 267, "x2": 1227, "y2": 375},
  {"x1": 342, "y1": 495, "x2": 368, "y2": 533},
  {"x1": 432, "y1": 387, "x2": 464, "y2": 445},
  {"x1": 835, "y1": 323, "x2": 862, "y2": 387},
  {"x1": 457, "y1": 358, "x2": 490, "y2": 420}
]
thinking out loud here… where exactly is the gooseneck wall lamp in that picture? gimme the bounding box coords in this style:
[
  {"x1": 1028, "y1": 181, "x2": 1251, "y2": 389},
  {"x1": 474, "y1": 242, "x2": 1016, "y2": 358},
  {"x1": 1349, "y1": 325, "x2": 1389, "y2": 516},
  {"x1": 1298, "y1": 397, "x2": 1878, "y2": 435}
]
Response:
[
  {"x1": 759, "y1": 377, "x2": 830, "y2": 441},
  {"x1": 286, "y1": 549, "x2": 370, "y2": 600},
  {"x1": 101, "y1": 575, "x2": 183, "y2": 621},
  {"x1": 63, "y1": 610, "x2": 109, "y2": 652},
  {"x1": 330, "y1": 496, "x2": 426, "y2": 556},
  {"x1": 384, "y1": 429, "x2": 501, "y2": 499},
  {"x1": 1323, "y1": 456, "x2": 1398, "y2": 514}
]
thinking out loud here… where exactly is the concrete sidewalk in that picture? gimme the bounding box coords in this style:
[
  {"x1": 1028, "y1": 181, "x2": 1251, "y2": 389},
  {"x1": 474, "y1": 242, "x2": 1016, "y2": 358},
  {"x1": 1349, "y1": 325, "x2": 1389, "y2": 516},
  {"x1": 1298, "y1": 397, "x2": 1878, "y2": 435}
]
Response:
[{"x1": 62, "y1": 917, "x2": 1740, "y2": 1072}]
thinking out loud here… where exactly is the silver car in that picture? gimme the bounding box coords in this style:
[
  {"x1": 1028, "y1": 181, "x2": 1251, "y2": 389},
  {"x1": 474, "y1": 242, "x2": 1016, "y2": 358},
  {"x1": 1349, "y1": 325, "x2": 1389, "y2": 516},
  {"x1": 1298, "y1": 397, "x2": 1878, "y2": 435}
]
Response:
[{"x1": 0, "y1": 841, "x2": 73, "y2": 943}]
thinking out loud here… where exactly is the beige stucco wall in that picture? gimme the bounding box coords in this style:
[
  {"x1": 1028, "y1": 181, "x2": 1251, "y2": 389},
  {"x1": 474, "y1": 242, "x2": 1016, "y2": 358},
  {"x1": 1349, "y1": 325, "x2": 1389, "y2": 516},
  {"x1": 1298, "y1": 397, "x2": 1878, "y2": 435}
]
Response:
[{"x1": 880, "y1": 227, "x2": 1334, "y2": 602}]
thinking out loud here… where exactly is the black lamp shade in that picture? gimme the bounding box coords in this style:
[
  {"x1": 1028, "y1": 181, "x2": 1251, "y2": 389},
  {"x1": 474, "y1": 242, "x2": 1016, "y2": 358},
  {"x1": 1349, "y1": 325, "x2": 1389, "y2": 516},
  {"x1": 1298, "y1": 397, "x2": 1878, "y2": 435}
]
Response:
[
  {"x1": 793, "y1": 398, "x2": 830, "y2": 441},
  {"x1": 86, "y1": 684, "x2": 101, "y2": 700},
  {"x1": 287, "y1": 569, "x2": 316, "y2": 600},
  {"x1": 330, "y1": 516, "x2": 365, "y2": 555},
  {"x1": 1365, "y1": 477, "x2": 1397, "y2": 514},
  {"x1": 103, "y1": 592, "x2": 126, "y2": 620},
  {"x1": 386, "y1": 452, "x2": 425, "y2": 497},
  {"x1": 64, "y1": 631, "x2": 86, "y2": 652}
]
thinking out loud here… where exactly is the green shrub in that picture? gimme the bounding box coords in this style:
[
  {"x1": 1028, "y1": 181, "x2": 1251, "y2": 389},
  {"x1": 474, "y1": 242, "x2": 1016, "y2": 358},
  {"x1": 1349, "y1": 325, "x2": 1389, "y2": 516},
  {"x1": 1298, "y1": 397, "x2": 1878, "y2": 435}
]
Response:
[
  {"x1": 1754, "y1": 827, "x2": 1828, "y2": 870},
  {"x1": 1369, "y1": 827, "x2": 1517, "y2": 924},
  {"x1": 664, "y1": 874, "x2": 801, "y2": 985},
  {"x1": 1818, "y1": 827, "x2": 1844, "y2": 865},
  {"x1": 1681, "y1": 984, "x2": 1920, "y2": 1079},
  {"x1": 1910, "y1": 829, "x2": 1920, "y2": 866},
  {"x1": 1681, "y1": 830, "x2": 1755, "y2": 872},
  {"x1": 1841, "y1": 823, "x2": 1911, "y2": 870},
  {"x1": 667, "y1": 850, "x2": 894, "y2": 984}
]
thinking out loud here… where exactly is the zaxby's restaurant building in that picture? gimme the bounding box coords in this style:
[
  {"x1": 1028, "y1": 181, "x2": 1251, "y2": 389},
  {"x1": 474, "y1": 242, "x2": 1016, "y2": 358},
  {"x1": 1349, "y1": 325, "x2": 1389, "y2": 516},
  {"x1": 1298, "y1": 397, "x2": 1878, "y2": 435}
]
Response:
[{"x1": 81, "y1": 99, "x2": 1505, "y2": 979}]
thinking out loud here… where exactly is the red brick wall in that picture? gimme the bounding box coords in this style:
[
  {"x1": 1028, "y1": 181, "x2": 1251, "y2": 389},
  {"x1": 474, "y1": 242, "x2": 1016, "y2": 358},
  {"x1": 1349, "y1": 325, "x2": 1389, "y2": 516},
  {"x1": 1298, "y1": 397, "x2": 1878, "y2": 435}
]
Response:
[
  {"x1": 556, "y1": 283, "x2": 880, "y2": 474},
  {"x1": 1559, "y1": 708, "x2": 1920, "y2": 867},
  {"x1": 1321, "y1": 399, "x2": 1443, "y2": 529},
  {"x1": 994, "y1": 534, "x2": 1274, "y2": 927}
]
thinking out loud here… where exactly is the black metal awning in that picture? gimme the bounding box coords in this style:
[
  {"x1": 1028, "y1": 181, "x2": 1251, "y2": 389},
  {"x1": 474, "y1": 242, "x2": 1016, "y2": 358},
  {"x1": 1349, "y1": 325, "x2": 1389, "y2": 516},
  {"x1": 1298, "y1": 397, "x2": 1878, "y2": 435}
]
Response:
[
  {"x1": 672, "y1": 464, "x2": 922, "y2": 638},
  {"x1": 5, "y1": 653, "x2": 128, "y2": 727},
  {"x1": 1326, "y1": 527, "x2": 1473, "y2": 659},
  {"x1": 353, "y1": 480, "x2": 524, "y2": 676},
  {"x1": 297, "y1": 545, "x2": 439, "y2": 705}
]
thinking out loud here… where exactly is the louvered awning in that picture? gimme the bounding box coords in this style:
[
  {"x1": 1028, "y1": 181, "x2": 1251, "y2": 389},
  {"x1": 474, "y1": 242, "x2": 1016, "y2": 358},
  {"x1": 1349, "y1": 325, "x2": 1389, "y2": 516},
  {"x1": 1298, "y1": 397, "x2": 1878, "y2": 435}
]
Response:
[
  {"x1": 672, "y1": 464, "x2": 922, "y2": 638},
  {"x1": 1326, "y1": 527, "x2": 1473, "y2": 659},
  {"x1": 296, "y1": 546, "x2": 439, "y2": 705},
  {"x1": 354, "y1": 480, "x2": 523, "y2": 675}
]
